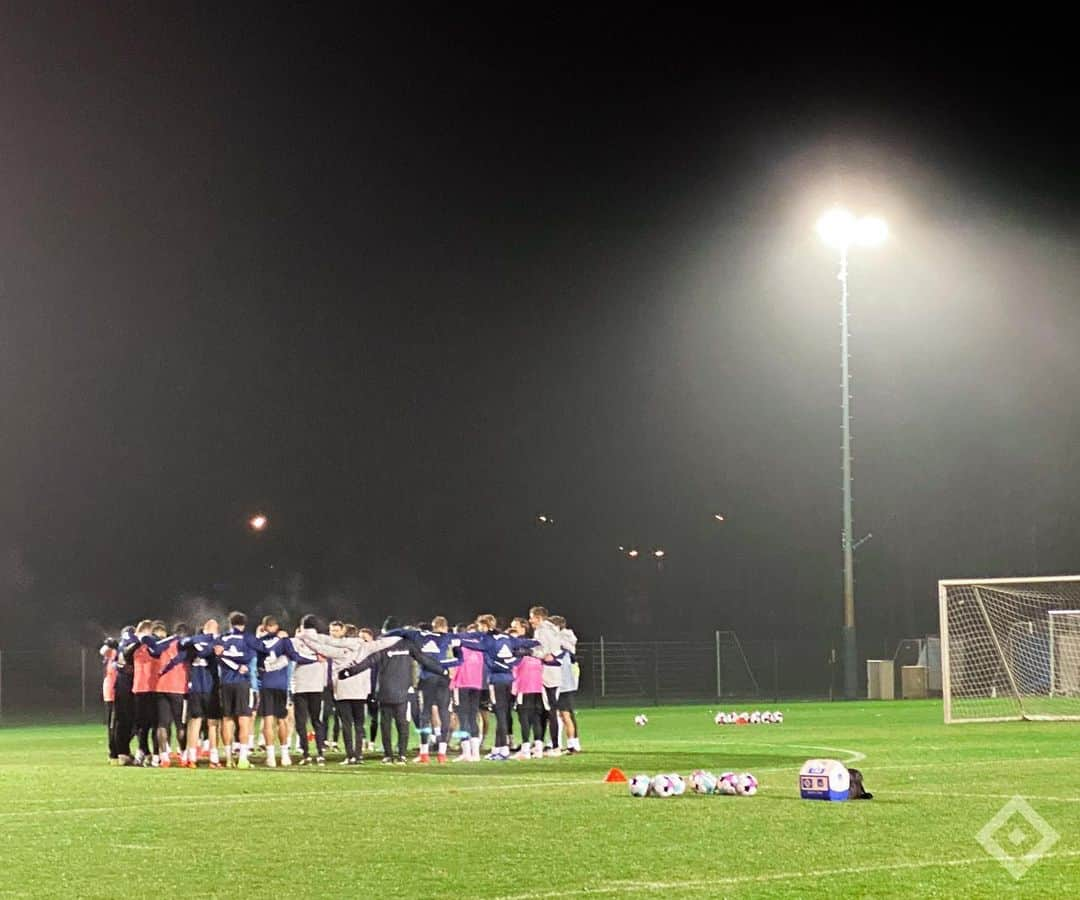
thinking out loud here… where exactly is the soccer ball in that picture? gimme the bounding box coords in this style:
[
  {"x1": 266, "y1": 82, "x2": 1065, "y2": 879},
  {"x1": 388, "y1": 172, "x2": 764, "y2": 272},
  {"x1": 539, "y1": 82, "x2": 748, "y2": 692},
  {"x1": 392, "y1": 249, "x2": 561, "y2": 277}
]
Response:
[
  {"x1": 634, "y1": 714, "x2": 649, "y2": 727},
  {"x1": 722, "y1": 712, "x2": 736, "y2": 725},
  {"x1": 628, "y1": 774, "x2": 651, "y2": 797},
  {"x1": 717, "y1": 772, "x2": 739, "y2": 795},
  {"x1": 773, "y1": 711, "x2": 784, "y2": 724},
  {"x1": 760, "y1": 711, "x2": 774, "y2": 724},
  {"x1": 651, "y1": 775, "x2": 676, "y2": 798},
  {"x1": 714, "y1": 711, "x2": 725, "y2": 725},
  {"x1": 668, "y1": 774, "x2": 686, "y2": 796},
  {"x1": 694, "y1": 772, "x2": 718, "y2": 794},
  {"x1": 737, "y1": 773, "x2": 759, "y2": 796},
  {"x1": 749, "y1": 711, "x2": 761, "y2": 724}
]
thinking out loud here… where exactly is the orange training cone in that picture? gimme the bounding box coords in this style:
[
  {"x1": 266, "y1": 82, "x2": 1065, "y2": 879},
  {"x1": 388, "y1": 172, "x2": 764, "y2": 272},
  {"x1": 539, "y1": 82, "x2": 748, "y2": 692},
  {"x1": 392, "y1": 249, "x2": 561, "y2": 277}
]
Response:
[{"x1": 604, "y1": 767, "x2": 628, "y2": 783}]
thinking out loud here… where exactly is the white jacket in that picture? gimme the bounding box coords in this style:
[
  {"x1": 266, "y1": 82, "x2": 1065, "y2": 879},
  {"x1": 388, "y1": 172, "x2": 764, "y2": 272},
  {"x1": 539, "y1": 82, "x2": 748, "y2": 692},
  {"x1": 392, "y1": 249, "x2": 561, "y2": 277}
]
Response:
[
  {"x1": 298, "y1": 633, "x2": 400, "y2": 701},
  {"x1": 533, "y1": 619, "x2": 564, "y2": 689},
  {"x1": 291, "y1": 628, "x2": 328, "y2": 695}
]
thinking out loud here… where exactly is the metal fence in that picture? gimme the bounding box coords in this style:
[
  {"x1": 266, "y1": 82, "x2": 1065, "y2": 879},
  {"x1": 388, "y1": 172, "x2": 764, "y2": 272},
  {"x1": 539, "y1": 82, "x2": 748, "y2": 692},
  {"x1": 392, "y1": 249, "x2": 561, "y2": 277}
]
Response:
[
  {"x1": 576, "y1": 633, "x2": 840, "y2": 705},
  {"x1": 0, "y1": 647, "x2": 95, "y2": 721}
]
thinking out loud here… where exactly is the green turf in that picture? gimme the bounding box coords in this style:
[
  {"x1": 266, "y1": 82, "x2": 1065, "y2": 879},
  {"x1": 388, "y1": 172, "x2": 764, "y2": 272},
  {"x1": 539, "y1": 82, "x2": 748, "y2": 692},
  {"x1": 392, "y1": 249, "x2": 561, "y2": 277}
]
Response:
[{"x1": 2, "y1": 701, "x2": 1078, "y2": 898}]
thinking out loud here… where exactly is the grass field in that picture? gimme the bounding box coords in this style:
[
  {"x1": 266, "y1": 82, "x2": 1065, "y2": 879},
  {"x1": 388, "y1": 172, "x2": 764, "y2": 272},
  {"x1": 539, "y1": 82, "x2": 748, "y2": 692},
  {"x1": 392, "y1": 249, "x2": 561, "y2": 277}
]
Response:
[{"x1": 2, "y1": 700, "x2": 1078, "y2": 898}]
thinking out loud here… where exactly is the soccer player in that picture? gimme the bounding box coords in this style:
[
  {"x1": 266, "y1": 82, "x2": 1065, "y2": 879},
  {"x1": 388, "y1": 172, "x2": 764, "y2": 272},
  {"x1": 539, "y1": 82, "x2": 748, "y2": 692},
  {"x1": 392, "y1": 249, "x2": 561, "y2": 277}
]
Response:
[
  {"x1": 338, "y1": 618, "x2": 444, "y2": 764},
  {"x1": 529, "y1": 606, "x2": 564, "y2": 756},
  {"x1": 508, "y1": 617, "x2": 545, "y2": 759},
  {"x1": 214, "y1": 611, "x2": 266, "y2": 769},
  {"x1": 100, "y1": 636, "x2": 119, "y2": 763},
  {"x1": 149, "y1": 622, "x2": 190, "y2": 767},
  {"x1": 181, "y1": 619, "x2": 222, "y2": 768},
  {"x1": 549, "y1": 615, "x2": 581, "y2": 753},
  {"x1": 453, "y1": 620, "x2": 490, "y2": 761},
  {"x1": 255, "y1": 615, "x2": 313, "y2": 767},
  {"x1": 291, "y1": 615, "x2": 328, "y2": 765},
  {"x1": 131, "y1": 620, "x2": 163, "y2": 766},
  {"x1": 110, "y1": 627, "x2": 137, "y2": 764}
]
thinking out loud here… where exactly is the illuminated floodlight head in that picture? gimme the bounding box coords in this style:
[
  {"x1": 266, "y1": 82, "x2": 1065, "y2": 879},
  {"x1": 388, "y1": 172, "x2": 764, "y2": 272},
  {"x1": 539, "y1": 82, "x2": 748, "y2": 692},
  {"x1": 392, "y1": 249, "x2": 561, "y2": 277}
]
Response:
[
  {"x1": 627, "y1": 548, "x2": 639, "y2": 558},
  {"x1": 653, "y1": 548, "x2": 665, "y2": 559},
  {"x1": 248, "y1": 514, "x2": 268, "y2": 532},
  {"x1": 816, "y1": 207, "x2": 888, "y2": 249},
  {"x1": 816, "y1": 207, "x2": 857, "y2": 248},
  {"x1": 714, "y1": 513, "x2": 725, "y2": 523}
]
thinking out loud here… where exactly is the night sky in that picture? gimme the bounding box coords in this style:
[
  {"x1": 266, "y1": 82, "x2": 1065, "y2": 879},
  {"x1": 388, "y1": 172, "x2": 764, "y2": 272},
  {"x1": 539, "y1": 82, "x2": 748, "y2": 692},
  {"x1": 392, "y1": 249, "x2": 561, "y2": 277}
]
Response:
[{"x1": 2, "y1": 10, "x2": 1078, "y2": 665}]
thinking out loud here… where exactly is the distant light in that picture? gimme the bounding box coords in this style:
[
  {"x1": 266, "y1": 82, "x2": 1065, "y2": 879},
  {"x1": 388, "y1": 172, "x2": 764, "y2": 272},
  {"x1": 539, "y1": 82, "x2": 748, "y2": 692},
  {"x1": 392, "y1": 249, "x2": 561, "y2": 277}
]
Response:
[
  {"x1": 713, "y1": 513, "x2": 725, "y2": 523},
  {"x1": 816, "y1": 207, "x2": 888, "y2": 250},
  {"x1": 627, "y1": 549, "x2": 640, "y2": 558},
  {"x1": 248, "y1": 514, "x2": 268, "y2": 532},
  {"x1": 653, "y1": 549, "x2": 665, "y2": 559},
  {"x1": 536, "y1": 514, "x2": 554, "y2": 525}
]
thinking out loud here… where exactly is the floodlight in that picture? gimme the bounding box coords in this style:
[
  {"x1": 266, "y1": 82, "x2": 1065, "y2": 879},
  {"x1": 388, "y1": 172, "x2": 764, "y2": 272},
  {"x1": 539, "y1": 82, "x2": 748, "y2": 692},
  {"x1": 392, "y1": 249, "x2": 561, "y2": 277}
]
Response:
[{"x1": 815, "y1": 207, "x2": 857, "y2": 249}]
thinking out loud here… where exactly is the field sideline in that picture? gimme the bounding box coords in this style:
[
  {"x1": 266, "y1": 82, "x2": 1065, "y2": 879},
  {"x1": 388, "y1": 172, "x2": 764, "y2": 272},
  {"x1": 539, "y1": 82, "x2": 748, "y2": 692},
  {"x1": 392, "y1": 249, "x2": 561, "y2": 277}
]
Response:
[{"x1": 2, "y1": 701, "x2": 1078, "y2": 898}]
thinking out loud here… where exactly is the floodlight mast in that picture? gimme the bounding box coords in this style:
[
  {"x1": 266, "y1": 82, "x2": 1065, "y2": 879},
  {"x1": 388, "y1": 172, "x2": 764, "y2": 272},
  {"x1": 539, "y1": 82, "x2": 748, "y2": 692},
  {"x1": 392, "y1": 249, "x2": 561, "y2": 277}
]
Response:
[
  {"x1": 817, "y1": 207, "x2": 886, "y2": 700},
  {"x1": 839, "y1": 239, "x2": 856, "y2": 701}
]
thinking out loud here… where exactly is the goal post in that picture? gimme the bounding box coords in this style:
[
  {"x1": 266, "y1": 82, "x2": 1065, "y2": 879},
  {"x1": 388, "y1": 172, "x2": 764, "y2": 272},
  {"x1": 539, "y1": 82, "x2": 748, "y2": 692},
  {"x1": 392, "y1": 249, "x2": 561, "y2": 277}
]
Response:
[
  {"x1": 939, "y1": 575, "x2": 1080, "y2": 723},
  {"x1": 1048, "y1": 610, "x2": 1080, "y2": 698}
]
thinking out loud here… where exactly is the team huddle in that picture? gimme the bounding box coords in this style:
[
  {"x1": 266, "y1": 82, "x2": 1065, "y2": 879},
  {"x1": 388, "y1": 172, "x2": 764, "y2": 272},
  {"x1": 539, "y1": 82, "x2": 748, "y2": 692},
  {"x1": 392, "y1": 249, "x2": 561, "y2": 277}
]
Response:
[{"x1": 100, "y1": 606, "x2": 582, "y2": 768}]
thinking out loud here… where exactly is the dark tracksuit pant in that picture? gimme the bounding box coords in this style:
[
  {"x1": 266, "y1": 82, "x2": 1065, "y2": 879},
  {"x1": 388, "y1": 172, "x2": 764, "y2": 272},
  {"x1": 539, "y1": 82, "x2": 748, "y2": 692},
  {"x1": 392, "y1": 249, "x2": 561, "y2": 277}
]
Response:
[
  {"x1": 336, "y1": 698, "x2": 366, "y2": 759},
  {"x1": 380, "y1": 702, "x2": 409, "y2": 758},
  {"x1": 491, "y1": 682, "x2": 513, "y2": 748},
  {"x1": 516, "y1": 692, "x2": 543, "y2": 744},
  {"x1": 456, "y1": 687, "x2": 481, "y2": 739},
  {"x1": 293, "y1": 691, "x2": 326, "y2": 757},
  {"x1": 133, "y1": 691, "x2": 157, "y2": 755},
  {"x1": 111, "y1": 682, "x2": 134, "y2": 758},
  {"x1": 544, "y1": 686, "x2": 560, "y2": 747}
]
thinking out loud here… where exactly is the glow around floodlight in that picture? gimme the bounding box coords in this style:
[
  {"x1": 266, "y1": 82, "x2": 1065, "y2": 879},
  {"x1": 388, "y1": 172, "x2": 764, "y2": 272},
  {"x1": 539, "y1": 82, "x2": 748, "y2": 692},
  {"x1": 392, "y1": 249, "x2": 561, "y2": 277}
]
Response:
[
  {"x1": 249, "y1": 514, "x2": 268, "y2": 532},
  {"x1": 627, "y1": 548, "x2": 640, "y2": 558},
  {"x1": 816, "y1": 207, "x2": 857, "y2": 248},
  {"x1": 854, "y1": 215, "x2": 888, "y2": 247},
  {"x1": 653, "y1": 548, "x2": 665, "y2": 559},
  {"x1": 714, "y1": 513, "x2": 725, "y2": 522}
]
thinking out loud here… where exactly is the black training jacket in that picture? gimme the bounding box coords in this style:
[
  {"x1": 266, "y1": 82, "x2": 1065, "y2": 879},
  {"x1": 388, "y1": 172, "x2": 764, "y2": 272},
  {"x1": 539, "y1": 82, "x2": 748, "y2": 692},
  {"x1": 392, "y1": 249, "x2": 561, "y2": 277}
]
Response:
[{"x1": 341, "y1": 639, "x2": 444, "y2": 704}]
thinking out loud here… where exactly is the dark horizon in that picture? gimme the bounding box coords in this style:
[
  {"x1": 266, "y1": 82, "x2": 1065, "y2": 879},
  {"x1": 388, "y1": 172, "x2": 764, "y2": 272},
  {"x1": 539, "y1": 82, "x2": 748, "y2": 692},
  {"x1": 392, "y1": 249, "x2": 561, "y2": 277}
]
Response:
[{"x1": 2, "y1": 10, "x2": 1078, "y2": 674}]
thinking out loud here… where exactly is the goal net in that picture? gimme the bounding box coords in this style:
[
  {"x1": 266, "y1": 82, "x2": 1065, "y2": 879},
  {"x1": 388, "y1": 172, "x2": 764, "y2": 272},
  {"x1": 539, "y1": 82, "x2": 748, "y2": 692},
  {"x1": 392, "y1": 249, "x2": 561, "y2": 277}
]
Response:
[{"x1": 940, "y1": 576, "x2": 1080, "y2": 722}]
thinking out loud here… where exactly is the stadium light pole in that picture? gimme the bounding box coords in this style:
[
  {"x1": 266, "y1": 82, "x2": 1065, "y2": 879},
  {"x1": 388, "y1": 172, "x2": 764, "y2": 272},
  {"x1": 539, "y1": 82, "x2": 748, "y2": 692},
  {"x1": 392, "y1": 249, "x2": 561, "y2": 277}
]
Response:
[{"x1": 816, "y1": 208, "x2": 887, "y2": 699}]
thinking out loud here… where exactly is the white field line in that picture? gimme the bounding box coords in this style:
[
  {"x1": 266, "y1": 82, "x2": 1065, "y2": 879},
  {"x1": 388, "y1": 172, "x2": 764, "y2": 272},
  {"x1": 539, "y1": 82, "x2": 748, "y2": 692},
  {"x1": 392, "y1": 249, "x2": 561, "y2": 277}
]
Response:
[
  {"x1": 787, "y1": 743, "x2": 866, "y2": 763},
  {"x1": 891, "y1": 788, "x2": 1080, "y2": 804},
  {"x1": 495, "y1": 848, "x2": 1080, "y2": 899},
  {"x1": 613, "y1": 740, "x2": 867, "y2": 763},
  {"x1": 870, "y1": 755, "x2": 1080, "y2": 772},
  {"x1": 0, "y1": 777, "x2": 597, "y2": 819}
]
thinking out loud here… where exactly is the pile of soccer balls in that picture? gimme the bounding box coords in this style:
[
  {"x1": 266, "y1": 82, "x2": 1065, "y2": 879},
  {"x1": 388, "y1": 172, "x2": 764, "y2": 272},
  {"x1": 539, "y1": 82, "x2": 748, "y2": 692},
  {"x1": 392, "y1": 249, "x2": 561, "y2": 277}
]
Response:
[
  {"x1": 714, "y1": 710, "x2": 783, "y2": 725},
  {"x1": 628, "y1": 770, "x2": 758, "y2": 798}
]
